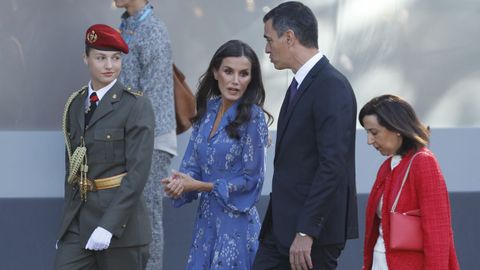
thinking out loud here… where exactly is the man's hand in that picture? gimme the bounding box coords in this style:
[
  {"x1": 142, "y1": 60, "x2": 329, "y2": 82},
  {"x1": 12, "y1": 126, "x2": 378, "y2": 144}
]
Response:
[
  {"x1": 85, "y1": 226, "x2": 112, "y2": 251},
  {"x1": 289, "y1": 233, "x2": 314, "y2": 270}
]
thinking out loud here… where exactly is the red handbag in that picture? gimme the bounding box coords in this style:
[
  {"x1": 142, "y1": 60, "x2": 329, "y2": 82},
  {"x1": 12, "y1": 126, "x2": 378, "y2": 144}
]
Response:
[{"x1": 389, "y1": 153, "x2": 423, "y2": 252}]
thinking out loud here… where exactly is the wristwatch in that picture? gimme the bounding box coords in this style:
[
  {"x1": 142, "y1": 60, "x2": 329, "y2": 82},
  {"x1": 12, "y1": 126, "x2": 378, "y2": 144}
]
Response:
[{"x1": 298, "y1": 232, "x2": 308, "y2": 237}]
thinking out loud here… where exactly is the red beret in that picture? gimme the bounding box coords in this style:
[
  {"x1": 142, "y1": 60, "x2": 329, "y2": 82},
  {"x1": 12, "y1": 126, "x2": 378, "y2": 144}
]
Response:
[{"x1": 85, "y1": 24, "x2": 129, "y2": 54}]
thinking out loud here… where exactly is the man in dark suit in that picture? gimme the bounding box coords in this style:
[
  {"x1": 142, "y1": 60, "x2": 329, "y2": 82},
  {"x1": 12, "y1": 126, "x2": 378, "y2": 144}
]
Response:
[
  {"x1": 253, "y1": 2, "x2": 358, "y2": 270},
  {"x1": 54, "y1": 24, "x2": 154, "y2": 269}
]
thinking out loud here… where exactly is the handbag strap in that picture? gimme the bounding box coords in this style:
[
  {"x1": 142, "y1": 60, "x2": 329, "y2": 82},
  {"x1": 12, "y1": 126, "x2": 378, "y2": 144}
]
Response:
[{"x1": 390, "y1": 152, "x2": 422, "y2": 213}]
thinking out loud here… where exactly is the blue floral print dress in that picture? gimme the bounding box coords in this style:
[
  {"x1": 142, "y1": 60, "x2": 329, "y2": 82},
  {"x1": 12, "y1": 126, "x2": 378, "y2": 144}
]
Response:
[{"x1": 173, "y1": 96, "x2": 269, "y2": 269}]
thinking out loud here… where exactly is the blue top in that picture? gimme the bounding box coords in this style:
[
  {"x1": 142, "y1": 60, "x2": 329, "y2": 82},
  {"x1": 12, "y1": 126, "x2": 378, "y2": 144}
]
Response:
[{"x1": 173, "y1": 96, "x2": 269, "y2": 269}]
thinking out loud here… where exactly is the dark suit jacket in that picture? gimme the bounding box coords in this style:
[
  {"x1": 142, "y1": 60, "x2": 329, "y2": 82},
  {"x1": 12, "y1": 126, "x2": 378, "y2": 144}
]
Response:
[
  {"x1": 259, "y1": 56, "x2": 358, "y2": 255},
  {"x1": 57, "y1": 81, "x2": 154, "y2": 248}
]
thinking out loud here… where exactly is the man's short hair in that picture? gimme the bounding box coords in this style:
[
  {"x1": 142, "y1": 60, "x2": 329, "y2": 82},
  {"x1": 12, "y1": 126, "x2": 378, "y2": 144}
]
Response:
[{"x1": 263, "y1": 1, "x2": 318, "y2": 49}]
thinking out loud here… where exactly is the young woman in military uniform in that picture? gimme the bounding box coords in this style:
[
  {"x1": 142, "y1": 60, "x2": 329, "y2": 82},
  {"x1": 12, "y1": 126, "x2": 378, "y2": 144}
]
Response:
[{"x1": 54, "y1": 24, "x2": 155, "y2": 270}]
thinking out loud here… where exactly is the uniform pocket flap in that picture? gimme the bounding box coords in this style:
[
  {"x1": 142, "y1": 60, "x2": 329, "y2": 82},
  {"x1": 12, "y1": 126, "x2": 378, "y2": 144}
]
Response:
[{"x1": 94, "y1": 128, "x2": 124, "y2": 141}]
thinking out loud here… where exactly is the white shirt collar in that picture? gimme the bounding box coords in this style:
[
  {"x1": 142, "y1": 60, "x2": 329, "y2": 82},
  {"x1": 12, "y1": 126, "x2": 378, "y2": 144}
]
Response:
[
  {"x1": 390, "y1": 155, "x2": 402, "y2": 170},
  {"x1": 86, "y1": 79, "x2": 117, "y2": 108},
  {"x1": 293, "y1": 52, "x2": 323, "y2": 88}
]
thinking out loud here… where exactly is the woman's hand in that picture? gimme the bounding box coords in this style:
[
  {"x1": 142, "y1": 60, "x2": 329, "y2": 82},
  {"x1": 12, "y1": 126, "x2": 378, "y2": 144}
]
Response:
[
  {"x1": 171, "y1": 170, "x2": 197, "y2": 193},
  {"x1": 161, "y1": 175, "x2": 185, "y2": 199},
  {"x1": 160, "y1": 171, "x2": 198, "y2": 198},
  {"x1": 160, "y1": 170, "x2": 214, "y2": 198}
]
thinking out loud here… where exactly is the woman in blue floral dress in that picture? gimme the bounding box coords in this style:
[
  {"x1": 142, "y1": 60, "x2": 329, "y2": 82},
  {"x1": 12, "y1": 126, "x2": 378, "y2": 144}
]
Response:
[{"x1": 162, "y1": 40, "x2": 272, "y2": 269}]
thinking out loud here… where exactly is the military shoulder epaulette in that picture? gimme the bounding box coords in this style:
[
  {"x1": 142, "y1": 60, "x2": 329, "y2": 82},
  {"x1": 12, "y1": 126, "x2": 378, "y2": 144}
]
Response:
[
  {"x1": 77, "y1": 85, "x2": 88, "y2": 95},
  {"x1": 125, "y1": 86, "x2": 143, "y2": 96},
  {"x1": 67, "y1": 85, "x2": 87, "y2": 101}
]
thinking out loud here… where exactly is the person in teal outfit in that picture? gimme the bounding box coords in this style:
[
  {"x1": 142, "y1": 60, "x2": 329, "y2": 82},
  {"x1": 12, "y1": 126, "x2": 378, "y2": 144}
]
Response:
[{"x1": 162, "y1": 40, "x2": 272, "y2": 269}]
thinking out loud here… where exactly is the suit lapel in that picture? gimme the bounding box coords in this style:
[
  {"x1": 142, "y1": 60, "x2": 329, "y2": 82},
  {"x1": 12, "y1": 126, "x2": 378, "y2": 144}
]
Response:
[
  {"x1": 274, "y1": 93, "x2": 290, "y2": 158},
  {"x1": 87, "y1": 82, "x2": 123, "y2": 128},
  {"x1": 274, "y1": 56, "x2": 330, "y2": 162}
]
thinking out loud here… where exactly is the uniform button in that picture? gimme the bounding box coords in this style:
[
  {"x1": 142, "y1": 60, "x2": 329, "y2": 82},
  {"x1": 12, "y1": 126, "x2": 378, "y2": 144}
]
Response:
[
  {"x1": 122, "y1": 224, "x2": 127, "y2": 228},
  {"x1": 107, "y1": 135, "x2": 111, "y2": 139}
]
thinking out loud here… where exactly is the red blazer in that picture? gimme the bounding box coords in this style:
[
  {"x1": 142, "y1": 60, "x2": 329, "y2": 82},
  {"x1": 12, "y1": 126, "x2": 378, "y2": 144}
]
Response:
[{"x1": 363, "y1": 147, "x2": 459, "y2": 270}]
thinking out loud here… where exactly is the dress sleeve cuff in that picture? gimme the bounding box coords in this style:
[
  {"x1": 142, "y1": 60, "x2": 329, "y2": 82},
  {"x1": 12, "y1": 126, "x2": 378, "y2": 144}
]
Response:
[
  {"x1": 172, "y1": 191, "x2": 198, "y2": 208},
  {"x1": 212, "y1": 179, "x2": 230, "y2": 204}
]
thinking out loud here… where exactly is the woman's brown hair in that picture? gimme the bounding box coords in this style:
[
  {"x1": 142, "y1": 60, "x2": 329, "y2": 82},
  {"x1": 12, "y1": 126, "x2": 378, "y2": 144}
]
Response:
[{"x1": 359, "y1": 94, "x2": 430, "y2": 155}]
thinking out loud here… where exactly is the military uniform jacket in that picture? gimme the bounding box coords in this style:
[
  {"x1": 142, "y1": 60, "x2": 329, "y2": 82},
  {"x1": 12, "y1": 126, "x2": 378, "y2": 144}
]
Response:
[{"x1": 57, "y1": 81, "x2": 154, "y2": 248}]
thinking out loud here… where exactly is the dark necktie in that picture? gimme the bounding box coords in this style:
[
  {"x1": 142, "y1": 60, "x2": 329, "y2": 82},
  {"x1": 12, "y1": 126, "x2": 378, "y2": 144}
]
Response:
[
  {"x1": 85, "y1": 92, "x2": 99, "y2": 126},
  {"x1": 288, "y1": 78, "x2": 298, "y2": 106}
]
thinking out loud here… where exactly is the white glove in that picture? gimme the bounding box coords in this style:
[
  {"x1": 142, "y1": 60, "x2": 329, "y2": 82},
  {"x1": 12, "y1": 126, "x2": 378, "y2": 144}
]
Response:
[{"x1": 85, "y1": 226, "x2": 112, "y2": 251}]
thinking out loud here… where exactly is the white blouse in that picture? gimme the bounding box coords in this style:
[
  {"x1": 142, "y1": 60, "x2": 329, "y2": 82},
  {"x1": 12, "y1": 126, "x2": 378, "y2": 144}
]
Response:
[{"x1": 372, "y1": 155, "x2": 402, "y2": 270}]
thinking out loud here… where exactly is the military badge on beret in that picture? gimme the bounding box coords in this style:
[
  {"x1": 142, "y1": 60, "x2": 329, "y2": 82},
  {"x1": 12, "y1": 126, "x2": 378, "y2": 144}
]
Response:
[{"x1": 86, "y1": 30, "x2": 98, "y2": 44}]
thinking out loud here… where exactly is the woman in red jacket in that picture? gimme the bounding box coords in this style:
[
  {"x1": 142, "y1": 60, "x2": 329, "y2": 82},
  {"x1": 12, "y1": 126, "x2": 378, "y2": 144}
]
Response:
[{"x1": 359, "y1": 95, "x2": 459, "y2": 270}]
